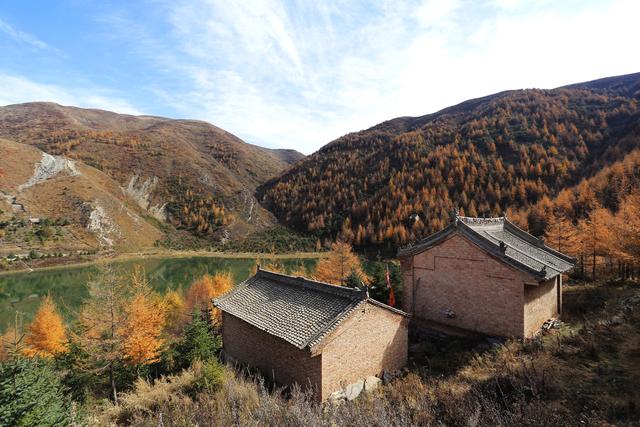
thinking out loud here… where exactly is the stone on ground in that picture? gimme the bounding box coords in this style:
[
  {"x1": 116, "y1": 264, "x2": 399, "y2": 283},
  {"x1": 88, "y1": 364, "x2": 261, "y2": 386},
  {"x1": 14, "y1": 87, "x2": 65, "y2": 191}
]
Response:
[
  {"x1": 344, "y1": 379, "x2": 365, "y2": 401},
  {"x1": 364, "y1": 376, "x2": 381, "y2": 392}
]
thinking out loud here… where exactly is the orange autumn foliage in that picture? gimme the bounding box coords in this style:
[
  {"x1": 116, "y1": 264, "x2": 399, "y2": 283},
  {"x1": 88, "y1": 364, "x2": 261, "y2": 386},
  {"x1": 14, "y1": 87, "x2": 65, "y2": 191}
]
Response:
[
  {"x1": 163, "y1": 289, "x2": 187, "y2": 337},
  {"x1": 0, "y1": 327, "x2": 19, "y2": 361},
  {"x1": 185, "y1": 272, "x2": 234, "y2": 322},
  {"x1": 23, "y1": 296, "x2": 68, "y2": 358},
  {"x1": 313, "y1": 241, "x2": 369, "y2": 286},
  {"x1": 120, "y1": 293, "x2": 165, "y2": 365}
]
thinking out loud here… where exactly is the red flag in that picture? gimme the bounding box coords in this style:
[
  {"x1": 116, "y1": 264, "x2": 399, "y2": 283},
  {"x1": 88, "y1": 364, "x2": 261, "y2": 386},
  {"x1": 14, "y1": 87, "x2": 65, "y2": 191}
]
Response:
[
  {"x1": 388, "y1": 284, "x2": 396, "y2": 307},
  {"x1": 385, "y1": 264, "x2": 391, "y2": 289}
]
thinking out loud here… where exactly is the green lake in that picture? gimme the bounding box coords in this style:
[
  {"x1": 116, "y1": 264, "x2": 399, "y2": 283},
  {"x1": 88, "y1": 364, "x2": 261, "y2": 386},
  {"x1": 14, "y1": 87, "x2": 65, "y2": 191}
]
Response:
[{"x1": 0, "y1": 256, "x2": 317, "y2": 332}]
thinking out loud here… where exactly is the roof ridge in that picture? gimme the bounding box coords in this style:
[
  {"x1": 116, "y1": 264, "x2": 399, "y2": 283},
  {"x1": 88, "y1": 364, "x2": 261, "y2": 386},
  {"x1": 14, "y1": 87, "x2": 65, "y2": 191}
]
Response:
[
  {"x1": 256, "y1": 267, "x2": 366, "y2": 300},
  {"x1": 485, "y1": 229, "x2": 561, "y2": 274},
  {"x1": 457, "y1": 215, "x2": 505, "y2": 226},
  {"x1": 304, "y1": 299, "x2": 367, "y2": 350},
  {"x1": 213, "y1": 276, "x2": 255, "y2": 306},
  {"x1": 397, "y1": 223, "x2": 456, "y2": 257},
  {"x1": 366, "y1": 298, "x2": 411, "y2": 317},
  {"x1": 503, "y1": 218, "x2": 577, "y2": 263},
  {"x1": 455, "y1": 220, "x2": 548, "y2": 278}
]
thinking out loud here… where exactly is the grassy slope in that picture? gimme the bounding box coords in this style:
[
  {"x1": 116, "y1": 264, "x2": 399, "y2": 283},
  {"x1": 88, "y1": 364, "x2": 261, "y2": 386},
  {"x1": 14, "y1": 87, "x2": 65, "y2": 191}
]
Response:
[
  {"x1": 101, "y1": 278, "x2": 640, "y2": 426},
  {"x1": 0, "y1": 139, "x2": 163, "y2": 255}
]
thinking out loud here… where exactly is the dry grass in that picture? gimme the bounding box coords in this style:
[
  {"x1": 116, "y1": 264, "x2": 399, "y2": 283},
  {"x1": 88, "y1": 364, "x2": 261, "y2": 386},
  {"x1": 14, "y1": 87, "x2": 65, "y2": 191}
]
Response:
[{"x1": 99, "y1": 279, "x2": 640, "y2": 426}]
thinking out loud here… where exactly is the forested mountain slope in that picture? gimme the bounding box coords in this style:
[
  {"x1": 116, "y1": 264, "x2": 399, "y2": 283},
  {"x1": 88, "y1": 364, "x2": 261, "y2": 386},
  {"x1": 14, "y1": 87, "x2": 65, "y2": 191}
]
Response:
[
  {"x1": 0, "y1": 103, "x2": 304, "y2": 242},
  {"x1": 258, "y1": 73, "x2": 640, "y2": 251}
]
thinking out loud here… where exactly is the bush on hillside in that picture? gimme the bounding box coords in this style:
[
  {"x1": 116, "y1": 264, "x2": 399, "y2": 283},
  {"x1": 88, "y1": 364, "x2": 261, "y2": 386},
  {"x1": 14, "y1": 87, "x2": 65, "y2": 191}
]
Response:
[
  {"x1": 222, "y1": 226, "x2": 319, "y2": 253},
  {"x1": 172, "y1": 311, "x2": 222, "y2": 370}
]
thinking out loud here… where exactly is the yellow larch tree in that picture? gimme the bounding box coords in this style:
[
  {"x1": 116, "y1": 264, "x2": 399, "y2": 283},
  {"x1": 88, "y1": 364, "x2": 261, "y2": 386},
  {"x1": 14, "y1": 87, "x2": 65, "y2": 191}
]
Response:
[
  {"x1": 544, "y1": 209, "x2": 579, "y2": 255},
  {"x1": 0, "y1": 327, "x2": 20, "y2": 361},
  {"x1": 313, "y1": 241, "x2": 369, "y2": 286},
  {"x1": 576, "y1": 204, "x2": 615, "y2": 280},
  {"x1": 261, "y1": 260, "x2": 287, "y2": 274},
  {"x1": 118, "y1": 265, "x2": 165, "y2": 365},
  {"x1": 120, "y1": 293, "x2": 165, "y2": 366},
  {"x1": 163, "y1": 289, "x2": 186, "y2": 338},
  {"x1": 77, "y1": 266, "x2": 128, "y2": 403},
  {"x1": 612, "y1": 194, "x2": 640, "y2": 263},
  {"x1": 185, "y1": 272, "x2": 234, "y2": 323},
  {"x1": 23, "y1": 295, "x2": 68, "y2": 358}
]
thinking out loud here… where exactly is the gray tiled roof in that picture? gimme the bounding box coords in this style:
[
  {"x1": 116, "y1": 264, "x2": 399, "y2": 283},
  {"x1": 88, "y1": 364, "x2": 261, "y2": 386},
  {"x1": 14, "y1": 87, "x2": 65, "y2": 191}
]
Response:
[
  {"x1": 214, "y1": 269, "x2": 371, "y2": 350},
  {"x1": 397, "y1": 216, "x2": 575, "y2": 281}
]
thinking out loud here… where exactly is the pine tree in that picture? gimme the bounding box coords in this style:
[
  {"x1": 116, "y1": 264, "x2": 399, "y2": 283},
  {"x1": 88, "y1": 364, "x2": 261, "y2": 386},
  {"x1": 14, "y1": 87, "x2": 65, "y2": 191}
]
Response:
[
  {"x1": 173, "y1": 311, "x2": 221, "y2": 369},
  {"x1": 76, "y1": 266, "x2": 129, "y2": 403},
  {"x1": 0, "y1": 356, "x2": 71, "y2": 426}
]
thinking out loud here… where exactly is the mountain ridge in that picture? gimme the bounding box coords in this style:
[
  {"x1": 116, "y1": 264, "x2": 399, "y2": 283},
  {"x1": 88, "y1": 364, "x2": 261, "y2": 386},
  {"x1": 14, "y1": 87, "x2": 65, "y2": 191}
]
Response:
[
  {"x1": 0, "y1": 102, "x2": 304, "y2": 251},
  {"x1": 258, "y1": 72, "x2": 640, "y2": 252}
]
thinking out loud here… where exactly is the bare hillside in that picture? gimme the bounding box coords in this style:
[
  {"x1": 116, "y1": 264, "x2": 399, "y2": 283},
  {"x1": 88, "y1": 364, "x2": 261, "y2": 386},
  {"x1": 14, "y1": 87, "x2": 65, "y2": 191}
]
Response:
[
  {"x1": 0, "y1": 139, "x2": 163, "y2": 255},
  {"x1": 0, "y1": 103, "x2": 304, "y2": 243}
]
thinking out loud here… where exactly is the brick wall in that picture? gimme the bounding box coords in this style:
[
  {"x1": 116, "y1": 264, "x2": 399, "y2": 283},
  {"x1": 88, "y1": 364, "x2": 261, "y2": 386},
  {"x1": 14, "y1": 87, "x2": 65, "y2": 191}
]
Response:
[
  {"x1": 524, "y1": 277, "x2": 558, "y2": 337},
  {"x1": 317, "y1": 302, "x2": 408, "y2": 400},
  {"x1": 400, "y1": 257, "x2": 414, "y2": 314},
  {"x1": 222, "y1": 312, "x2": 322, "y2": 395},
  {"x1": 401, "y1": 233, "x2": 533, "y2": 337}
]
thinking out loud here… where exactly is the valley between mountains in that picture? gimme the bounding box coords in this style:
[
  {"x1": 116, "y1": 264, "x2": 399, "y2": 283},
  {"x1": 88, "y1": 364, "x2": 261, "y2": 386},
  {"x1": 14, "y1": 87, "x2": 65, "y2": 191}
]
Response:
[{"x1": 1, "y1": 72, "x2": 639, "y2": 266}]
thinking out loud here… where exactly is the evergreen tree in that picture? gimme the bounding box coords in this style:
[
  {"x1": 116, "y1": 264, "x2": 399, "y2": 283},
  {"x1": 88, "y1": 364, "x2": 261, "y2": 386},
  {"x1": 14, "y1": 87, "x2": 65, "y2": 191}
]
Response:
[
  {"x1": 173, "y1": 311, "x2": 221, "y2": 369},
  {"x1": 0, "y1": 356, "x2": 70, "y2": 426}
]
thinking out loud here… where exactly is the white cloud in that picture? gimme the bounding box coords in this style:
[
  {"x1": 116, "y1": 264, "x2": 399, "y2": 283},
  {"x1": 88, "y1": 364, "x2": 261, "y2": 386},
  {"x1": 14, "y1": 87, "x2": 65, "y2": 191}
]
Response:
[
  {"x1": 125, "y1": 0, "x2": 638, "y2": 154},
  {"x1": 0, "y1": 73, "x2": 142, "y2": 115},
  {"x1": 11, "y1": 0, "x2": 635, "y2": 154}
]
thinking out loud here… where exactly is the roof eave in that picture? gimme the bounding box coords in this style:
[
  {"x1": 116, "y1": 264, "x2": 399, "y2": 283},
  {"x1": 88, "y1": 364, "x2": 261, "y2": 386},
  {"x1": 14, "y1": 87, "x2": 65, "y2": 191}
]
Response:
[
  {"x1": 503, "y1": 218, "x2": 577, "y2": 265},
  {"x1": 305, "y1": 299, "x2": 367, "y2": 354},
  {"x1": 397, "y1": 223, "x2": 457, "y2": 257}
]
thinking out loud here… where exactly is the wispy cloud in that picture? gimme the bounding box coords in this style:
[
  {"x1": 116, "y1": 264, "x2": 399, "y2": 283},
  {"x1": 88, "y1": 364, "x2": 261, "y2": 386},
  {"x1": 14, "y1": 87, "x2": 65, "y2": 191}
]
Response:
[
  {"x1": 110, "y1": 0, "x2": 637, "y2": 153},
  {"x1": 0, "y1": 72, "x2": 142, "y2": 115},
  {"x1": 4, "y1": 1, "x2": 639, "y2": 154},
  {"x1": 0, "y1": 18, "x2": 61, "y2": 54}
]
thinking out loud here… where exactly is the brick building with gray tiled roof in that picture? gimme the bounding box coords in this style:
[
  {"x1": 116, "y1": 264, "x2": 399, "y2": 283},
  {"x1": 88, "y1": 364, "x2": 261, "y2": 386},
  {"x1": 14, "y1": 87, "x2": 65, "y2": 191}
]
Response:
[
  {"x1": 214, "y1": 268, "x2": 409, "y2": 401},
  {"x1": 398, "y1": 215, "x2": 575, "y2": 338}
]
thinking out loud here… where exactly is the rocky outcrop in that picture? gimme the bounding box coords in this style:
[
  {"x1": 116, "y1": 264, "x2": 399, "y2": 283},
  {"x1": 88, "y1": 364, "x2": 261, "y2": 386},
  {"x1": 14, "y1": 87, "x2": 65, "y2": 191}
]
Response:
[
  {"x1": 328, "y1": 375, "x2": 382, "y2": 404},
  {"x1": 86, "y1": 202, "x2": 120, "y2": 247},
  {"x1": 123, "y1": 175, "x2": 166, "y2": 221},
  {"x1": 18, "y1": 153, "x2": 79, "y2": 191}
]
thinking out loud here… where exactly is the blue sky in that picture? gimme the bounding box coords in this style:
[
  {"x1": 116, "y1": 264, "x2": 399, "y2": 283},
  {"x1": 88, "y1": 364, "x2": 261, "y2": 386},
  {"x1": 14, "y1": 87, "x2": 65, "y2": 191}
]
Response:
[{"x1": 1, "y1": 0, "x2": 639, "y2": 153}]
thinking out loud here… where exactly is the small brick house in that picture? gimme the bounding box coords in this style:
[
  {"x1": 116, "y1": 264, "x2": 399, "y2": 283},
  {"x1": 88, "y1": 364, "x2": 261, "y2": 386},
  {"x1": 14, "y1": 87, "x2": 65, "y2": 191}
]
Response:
[
  {"x1": 214, "y1": 268, "x2": 409, "y2": 401},
  {"x1": 398, "y1": 216, "x2": 575, "y2": 338}
]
